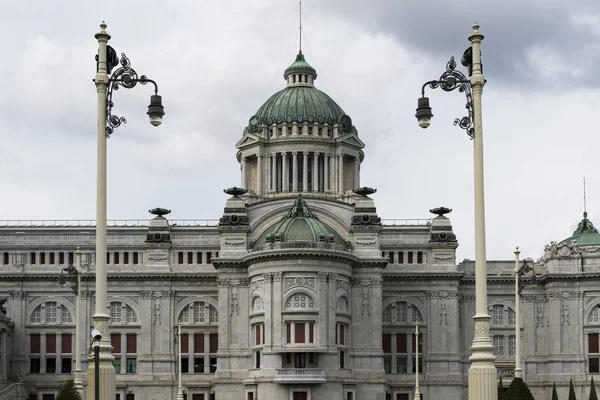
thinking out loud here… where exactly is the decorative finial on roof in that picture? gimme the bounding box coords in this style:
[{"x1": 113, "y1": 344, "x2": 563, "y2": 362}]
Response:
[
  {"x1": 149, "y1": 207, "x2": 171, "y2": 217},
  {"x1": 284, "y1": 194, "x2": 318, "y2": 220},
  {"x1": 430, "y1": 207, "x2": 452, "y2": 217},
  {"x1": 584, "y1": 177, "x2": 588, "y2": 218},
  {"x1": 224, "y1": 187, "x2": 248, "y2": 197},
  {"x1": 299, "y1": 1, "x2": 302, "y2": 53},
  {"x1": 573, "y1": 212, "x2": 599, "y2": 235},
  {"x1": 353, "y1": 187, "x2": 377, "y2": 197}
]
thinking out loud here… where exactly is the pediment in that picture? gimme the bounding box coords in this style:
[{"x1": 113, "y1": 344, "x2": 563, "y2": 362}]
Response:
[
  {"x1": 235, "y1": 133, "x2": 263, "y2": 149},
  {"x1": 336, "y1": 133, "x2": 365, "y2": 148}
]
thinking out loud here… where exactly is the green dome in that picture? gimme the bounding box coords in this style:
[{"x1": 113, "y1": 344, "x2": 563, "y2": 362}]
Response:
[
  {"x1": 245, "y1": 52, "x2": 353, "y2": 131},
  {"x1": 560, "y1": 212, "x2": 600, "y2": 246},
  {"x1": 254, "y1": 195, "x2": 345, "y2": 249},
  {"x1": 253, "y1": 86, "x2": 347, "y2": 127}
]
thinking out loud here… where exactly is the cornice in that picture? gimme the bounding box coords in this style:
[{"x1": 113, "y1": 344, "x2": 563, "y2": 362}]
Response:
[
  {"x1": 0, "y1": 272, "x2": 217, "y2": 282},
  {"x1": 384, "y1": 272, "x2": 464, "y2": 281}
]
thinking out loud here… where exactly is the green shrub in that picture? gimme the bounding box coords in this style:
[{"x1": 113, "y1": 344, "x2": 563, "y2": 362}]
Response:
[
  {"x1": 569, "y1": 379, "x2": 577, "y2": 400},
  {"x1": 56, "y1": 380, "x2": 82, "y2": 400},
  {"x1": 502, "y1": 377, "x2": 535, "y2": 400},
  {"x1": 552, "y1": 382, "x2": 559, "y2": 400},
  {"x1": 590, "y1": 377, "x2": 598, "y2": 400},
  {"x1": 498, "y1": 376, "x2": 505, "y2": 400}
]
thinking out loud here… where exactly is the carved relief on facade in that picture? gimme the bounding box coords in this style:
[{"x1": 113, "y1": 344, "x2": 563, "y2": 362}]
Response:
[
  {"x1": 284, "y1": 276, "x2": 316, "y2": 292},
  {"x1": 537, "y1": 240, "x2": 582, "y2": 263},
  {"x1": 588, "y1": 304, "x2": 600, "y2": 324},
  {"x1": 336, "y1": 279, "x2": 349, "y2": 293},
  {"x1": 250, "y1": 279, "x2": 264, "y2": 294},
  {"x1": 440, "y1": 301, "x2": 448, "y2": 326},
  {"x1": 251, "y1": 296, "x2": 265, "y2": 313},
  {"x1": 153, "y1": 298, "x2": 162, "y2": 326},
  {"x1": 230, "y1": 286, "x2": 239, "y2": 316},
  {"x1": 361, "y1": 286, "x2": 370, "y2": 316},
  {"x1": 336, "y1": 296, "x2": 349, "y2": 313},
  {"x1": 561, "y1": 300, "x2": 570, "y2": 326}
]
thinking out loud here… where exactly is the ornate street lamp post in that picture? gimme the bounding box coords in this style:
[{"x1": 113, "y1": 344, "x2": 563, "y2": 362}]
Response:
[
  {"x1": 58, "y1": 248, "x2": 83, "y2": 398},
  {"x1": 415, "y1": 23, "x2": 495, "y2": 399},
  {"x1": 513, "y1": 247, "x2": 534, "y2": 379},
  {"x1": 414, "y1": 321, "x2": 421, "y2": 400},
  {"x1": 91, "y1": 21, "x2": 165, "y2": 400}
]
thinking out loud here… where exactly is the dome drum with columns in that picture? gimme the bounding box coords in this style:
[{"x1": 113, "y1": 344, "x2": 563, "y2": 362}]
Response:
[{"x1": 237, "y1": 51, "x2": 365, "y2": 197}]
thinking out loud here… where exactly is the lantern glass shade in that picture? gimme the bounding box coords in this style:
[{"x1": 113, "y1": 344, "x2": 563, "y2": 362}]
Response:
[
  {"x1": 147, "y1": 95, "x2": 165, "y2": 127},
  {"x1": 415, "y1": 97, "x2": 433, "y2": 129}
]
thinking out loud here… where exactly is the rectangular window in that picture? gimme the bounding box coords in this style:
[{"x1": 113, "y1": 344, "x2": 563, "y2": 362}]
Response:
[
  {"x1": 40, "y1": 253, "x2": 46, "y2": 264},
  {"x1": 187, "y1": 252, "x2": 193, "y2": 264},
  {"x1": 309, "y1": 322, "x2": 314, "y2": 344},
  {"x1": 62, "y1": 334, "x2": 72, "y2": 353},
  {"x1": 591, "y1": 333, "x2": 599, "y2": 353},
  {"x1": 126, "y1": 394, "x2": 134, "y2": 400},
  {"x1": 210, "y1": 357, "x2": 217, "y2": 373},
  {"x1": 398, "y1": 251, "x2": 404, "y2": 264},
  {"x1": 389, "y1": 252, "x2": 395, "y2": 264},
  {"x1": 106, "y1": 252, "x2": 111, "y2": 264},
  {"x1": 382, "y1": 333, "x2": 391, "y2": 354},
  {"x1": 61, "y1": 357, "x2": 72, "y2": 373},
  {"x1": 31, "y1": 334, "x2": 41, "y2": 353},
  {"x1": 197, "y1": 252, "x2": 203, "y2": 264},
  {"x1": 181, "y1": 333, "x2": 189, "y2": 353},
  {"x1": 126, "y1": 358, "x2": 137, "y2": 373},
  {"x1": 181, "y1": 358, "x2": 189, "y2": 373},
  {"x1": 254, "y1": 350, "x2": 261, "y2": 368},
  {"x1": 210, "y1": 333, "x2": 218, "y2": 353},
  {"x1": 248, "y1": 393, "x2": 254, "y2": 400},
  {"x1": 133, "y1": 252, "x2": 139, "y2": 265},
  {"x1": 114, "y1": 252, "x2": 120, "y2": 264},
  {"x1": 339, "y1": 350, "x2": 345, "y2": 368},
  {"x1": 46, "y1": 334, "x2": 56, "y2": 353},
  {"x1": 30, "y1": 252, "x2": 36, "y2": 264},
  {"x1": 407, "y1": 252, "x2": 413, "y2": 264},
  {"x1": 113, "y1": 358, "x2": 121, "y2": 373},
  {"x1": 50, "y1": 253, "x2": 56, "y2": 264},
  {"x1": 46, "y1": 357, "x2": 56, "y2": 373},
  {"x1": 30, "y1": 357, "x2": 41, "y2": 373},
  {"x1": 397, "y1": 333, "x2": 407, "y2": 353},
  {"x1": 29, "y1": 394, "x2": 37, "y2": 400},
  {"x1": 194, "y1": 333, "x2": 204, "y2": 353},
  {"x1": 386, "y1": 394, "x2": 392, "y2": 400},
  {"x1": 111, "y1": 333, "x2": 121, "y2": 354},
  {"x1": 591, "y1": 358, "x2": 600, "y2": 373},
  {"x1": 339, "y1": 324, "x2": 345, "y2": 345},
  {"x1": 308, "y1": 353, "x2": 315, "y2": 364},
  {"x1": 293, "y1": 393, "x2": 308, "y2": 400},
  {"x1": 347, "y1": 393, "x2": 354, "y2": 400},
  {"x1": 396, "y1": 357, "x2": 407, "y2": 373},
  {"x1": 412, "y1": 357, "x2": 423, "y2": 373},
  {"x1": 178, "y1": 252, "x2": 184, "y2": 264},
  {"x1": 59, "y1": 252, "x2": 65, "y2": 264},
  {"x1": 124, "y1": 252, "x2": 129, "y2": 264},
  {"x1": 295, "y1": 323, "x2": 306, "y2": 343},
  {"x1": 417, "y1": 251, "x2": 423, "y2": 264},
  {"x1": 126, "y1": 334, "x2": 137, "y2": 353},
  {"x1": 397, "y1": 394, "x2": 409, "y2": 400},
  {"x1": 68, "y1": 252, "x2": 74, "y2": 265},
  {"x1": 294, "y1": 353, "x2": 306, "y2": 368},
  {"x1": 255, "y1": 324, "x2": 262, "y2": 346},
  {"x1": 193, "y1": 395, "x2": 205, "y2": 400},
  {"x1": 207, "y1": 252, "x2": 212, "y2": 264},
  {"x1": 286, "y1": 323, "x2": 291, "y2": 343},
  {"x1": 194, "y1": 357, "x2": 205, "y2": 373},
  {"x1": 42, "y1": 395, "x2": 55, "y2": 400}
]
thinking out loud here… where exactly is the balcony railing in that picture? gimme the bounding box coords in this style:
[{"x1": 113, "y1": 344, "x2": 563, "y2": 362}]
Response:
[
  {"x1": 0, "y1": 219, "x2": 219, "y2": 227},
  {"x1": 274, "y1": 368, "x2": 326, "y2": 384},
  {"x1": 251, "y1": 241, "x2": 349, "y2": 253},
  {"x1": 381, "y1": 218, "x2": 432, "y2": 226}
]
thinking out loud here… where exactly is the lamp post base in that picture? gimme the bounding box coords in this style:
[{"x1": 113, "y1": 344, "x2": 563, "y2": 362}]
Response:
[
  {"x1": 177, "y1": 388, "x2": 185, "y2": 400},
  {"x1": 468, "y1": 317, "x2": 497, "y2": 400},
  {"x1": 86, "y1": 316, "x2": 116, "y2": 400}
]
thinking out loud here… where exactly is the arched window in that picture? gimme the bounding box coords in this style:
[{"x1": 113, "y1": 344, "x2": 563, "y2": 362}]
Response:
[
  {"x1": 284, "y1": 293, "x2": 315, "y2": 311},
  {"x1": 381, "y1": 300, "x2": 425, "y2": 375}
]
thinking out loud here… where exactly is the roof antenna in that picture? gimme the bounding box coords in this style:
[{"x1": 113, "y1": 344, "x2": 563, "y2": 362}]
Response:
[
  {"x1": 299, "y1": 1, "x2": 302, "y2": 53},
  {"x1": 584, "y1": 177, "x2": 588, "y2": 218}
]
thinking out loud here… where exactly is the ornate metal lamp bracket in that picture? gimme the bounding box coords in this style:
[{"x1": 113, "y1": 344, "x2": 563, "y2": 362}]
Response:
[
  {"x1": 104, "y1": 52, "x2": 159, "y2": 138},
  {"x1": 421, "y1": 56, "x2": 475, "y2": 140}
]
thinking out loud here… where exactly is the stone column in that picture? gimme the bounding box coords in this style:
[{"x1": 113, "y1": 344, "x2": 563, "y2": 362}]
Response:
[
  {"x1": 241, "y1": 157, "x2": 246, "y2": 189},
  {"x1": 272, "y1": 273, "x2": 283, "y2": 349},
  {"x1": 324, "y1": 154, "x2": 330, "y2": 192},
  {"x1": 271, "y1": 154, "x2": 277, "y2": 193},
  {"x1": 292, "y1": 152, "x2": 298, "y2": 192},
  {"x1": 257, "y1": 154, "x2": 263, "y2": 193},
  {"x1": 338, "y1": 153, "x2": 344, "y2": 193},
  {"x1": 317, "y1": 274, "x2": 328, "y2": 350},
  {"x1": 354, "y1": 156, "x2": 360, "y2": 190},
  {"x1": 0, "y1": 330, "x2": 6, "y2": 377},
  {"x1": 303, "y1": 152, "x2": 308, "y2": 192},
  {"x1": 266, "y1": 154, "x2": 271, "y2": 193},
  {"x1": 40, "y1": 333, "x2": 47, "y2": 373},
  {"x1": 327, "y1": 274, "x2": 337, "y2": 351},
  {"x1": 264, "y1": 274, "x2": 273, "y2": 350},
  {"x1": 282, "y1": 152, "x2": 288, "y2": 192},
  {"x1": 313, "y1": 153, "x2": 319, "y2": 192}
]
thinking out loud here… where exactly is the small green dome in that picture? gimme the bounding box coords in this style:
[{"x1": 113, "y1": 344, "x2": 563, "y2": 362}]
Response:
[
  {"x1": 254, "y1": 195, "x2": 345, "y2": 249},
  {"x1": 560, "y1": 212, "x2": 600, "y2": 246},
  {"x1": 283, "y1": 51, "x2": 317, "y2": 79}
]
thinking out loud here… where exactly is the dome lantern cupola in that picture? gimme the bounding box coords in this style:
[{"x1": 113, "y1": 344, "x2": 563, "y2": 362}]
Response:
[{"x1": 284, "y1": 51, "x2": 317, "y2": 87}]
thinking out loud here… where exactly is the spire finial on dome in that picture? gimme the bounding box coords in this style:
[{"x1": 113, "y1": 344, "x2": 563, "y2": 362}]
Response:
[
  {"x1": 284, "y1": 194, "x2": 318, "y2": 220},
  {"x1": 299, "y1": 1, "x2": 302, "y2": 53},
  {"x1": 584, "y1": 177, "x2": 588, "y2": 219}
]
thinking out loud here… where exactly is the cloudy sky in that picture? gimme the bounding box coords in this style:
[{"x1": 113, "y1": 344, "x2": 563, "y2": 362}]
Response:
[{"x1": 1, "y1": 0, "x2": 599, "y2": 261}]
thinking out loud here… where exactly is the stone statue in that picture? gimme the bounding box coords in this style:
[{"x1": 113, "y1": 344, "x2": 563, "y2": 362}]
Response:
[{"x1": 0, "y1": 298, "x2": 7, "y2": 315}]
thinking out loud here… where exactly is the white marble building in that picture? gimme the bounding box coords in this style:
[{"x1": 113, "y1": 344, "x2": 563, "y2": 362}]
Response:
[{"x1": 0, "y1": 51, "x2": 599, "y2": 400}]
